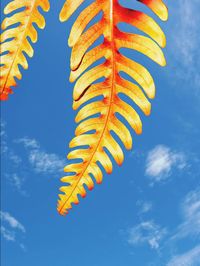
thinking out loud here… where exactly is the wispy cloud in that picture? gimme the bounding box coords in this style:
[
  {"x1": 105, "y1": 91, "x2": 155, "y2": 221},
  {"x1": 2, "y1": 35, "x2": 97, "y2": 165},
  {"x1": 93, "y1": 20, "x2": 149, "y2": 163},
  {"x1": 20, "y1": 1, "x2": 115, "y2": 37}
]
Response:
[
  {"x1": 1, "y1": 120, "x2": 8, "y2": 154},
  {"x1": 1, "y1": 226, "x2": 15, "y2": 242},
  {"x1": 169, "y1": 0, "x2": 200, "y2": 90},
  {"x1": 16, "y1": 137, "x2": 40, "y2": 149},
  {"x1": 145, "y1": 145, "x2": 187, "y2": 185},
  {"x1": 157, "y1": 188, "x2": 200, "y2": 265},
  {"x1": 127, "y1": 220, "x2": 167, "y2": 250},
  {"x1": 1, "y1": 121, "x2": 25, "y2": 193},
  {"x1": 125, "y1": 188, "x2": 200, "y2": 261},
  {"x1": 10, "y1": 153, "x2": 22, "y2": 165},
  {"x1": 172, "y1": 187, "x2": 200, "y2": 240},
  {"x1": 136, "y1": 200, "x2": 153, "y2": 215},
  {"x1": 0, "y1": 211, "x2": 25, "y2": 233},
  {"x1": 1, "y1": 211, "x2": 25, "y2": 246},
  {"x1": 29, "y1": 149, "x2": 65, "y2": 174},
  {"x1": 1, "y1": 121, "x2": 65, "y2": 193},
  {"x1": 16, "y1": 137, "x2": 65, "y2": 174},
  {"x1": 10, "y1": 173, "x2": 24, "y2": 191},
  {"x1": 167, "y1": 245, "x2": 200, "y2": 266},
  {"x1": 172, "y1": 1, "x2": 200, "y2": 65}
]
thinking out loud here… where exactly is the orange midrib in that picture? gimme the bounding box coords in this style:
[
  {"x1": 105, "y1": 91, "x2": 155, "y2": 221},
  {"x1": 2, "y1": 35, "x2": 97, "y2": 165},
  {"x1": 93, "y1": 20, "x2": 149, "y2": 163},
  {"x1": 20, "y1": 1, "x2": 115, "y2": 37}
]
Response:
[
  {"x1": 1, "y1": 0, "x2": 37, "y2": 95},
  {"x1": 59, "y1": 0, "x2": 117, "y2": 214}
]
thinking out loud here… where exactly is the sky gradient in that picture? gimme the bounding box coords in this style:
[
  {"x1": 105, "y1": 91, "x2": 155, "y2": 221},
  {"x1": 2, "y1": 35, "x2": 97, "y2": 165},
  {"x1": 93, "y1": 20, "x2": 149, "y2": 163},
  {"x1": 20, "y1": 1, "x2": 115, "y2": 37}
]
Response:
[{"x1": 1, "y1": 0, "x2": 200, "y2": 265}]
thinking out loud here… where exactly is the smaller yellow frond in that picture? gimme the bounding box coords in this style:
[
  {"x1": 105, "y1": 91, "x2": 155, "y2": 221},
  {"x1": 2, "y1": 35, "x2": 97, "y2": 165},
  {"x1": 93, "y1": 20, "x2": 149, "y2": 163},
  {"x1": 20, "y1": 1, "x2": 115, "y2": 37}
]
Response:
[{"x1": 0, "y1": 0, "x2": 50, "y2": 100}]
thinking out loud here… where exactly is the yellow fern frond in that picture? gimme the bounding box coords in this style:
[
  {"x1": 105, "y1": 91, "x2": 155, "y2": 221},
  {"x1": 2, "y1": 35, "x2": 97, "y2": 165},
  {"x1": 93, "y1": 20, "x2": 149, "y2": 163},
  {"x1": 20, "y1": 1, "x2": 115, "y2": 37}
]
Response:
[
  {"x1": 58, "y1": 0, "x2": 168, "y2": 215},
  {"x1": 0, "y1": 0, "x2": 50, "y2": 100}
]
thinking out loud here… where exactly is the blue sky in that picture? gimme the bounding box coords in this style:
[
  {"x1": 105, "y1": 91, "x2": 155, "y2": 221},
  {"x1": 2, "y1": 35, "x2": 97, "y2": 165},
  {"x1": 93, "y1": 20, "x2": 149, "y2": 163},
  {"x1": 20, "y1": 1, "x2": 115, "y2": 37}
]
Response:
[{"x1": 1, "y1": 0, "x2": 200, "y2": 265}]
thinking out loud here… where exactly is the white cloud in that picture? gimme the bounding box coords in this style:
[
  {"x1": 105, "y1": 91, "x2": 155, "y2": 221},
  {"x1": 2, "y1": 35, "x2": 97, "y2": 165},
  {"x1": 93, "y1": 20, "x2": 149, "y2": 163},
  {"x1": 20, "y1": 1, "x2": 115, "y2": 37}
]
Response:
[
  {"x1": 1, "y1": 123, "x2": 65, "y2": 193},
  {"x1": 127, "y1": 220, "x2": 167, "y2": 250},
  {"x1": 169, "y1": 0, "x2": 200, "y2": 90},
  {"x1": 0, "y1": 211, "x2": 25, "y2": 233},
  {"x1": 16, "y1": 137, "x2": 65, "y2": 174},
  {"x1": 10, "y1": 173, "x2": 24, "y2": 191},
  {"x1": 172, "y1": 187, "x2": 200, "y2": 240},
  {"x1": 167, "y1": 245, "x2": 200, "y2": 266},
  {"x1": 29, "y1": 149, "x2": 65, "y2": 174},
  {"x1": 0, "y1": 121, "x2": 22, "y2": 167},
  {"x1": 19, "y1": 243, "x2": 26, "y2": 251},
  {"x1": 1, "y1": 212, "x2": 25, "y2": 246},
  {"x1": 1, "y1": 226, "x2": 15, "y2": 242},
  {"x1": 15, "y1": 137, "x2": 40, "y2": 149},
  {"x1": 136, "y1": 200, "x2": 153, "y2": 214},
  {"x1": 0, "y1": 120, "x2": 6, "y2": 137},
  {"x1": 145, "y1": 145, "x2": 187, "y2": 184},
  {"x1": 9, "y1": 152, "x2": 22, "y2": 165},
  {"x1": 173, "y1": 1, "x2": 199, "y2": 65},
  {"x1": 1, "y1": 120, "x2": 8, "y2": 154},
  {"x1": 5, "y1": 172, "x2": 27, "y2": 195}
]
